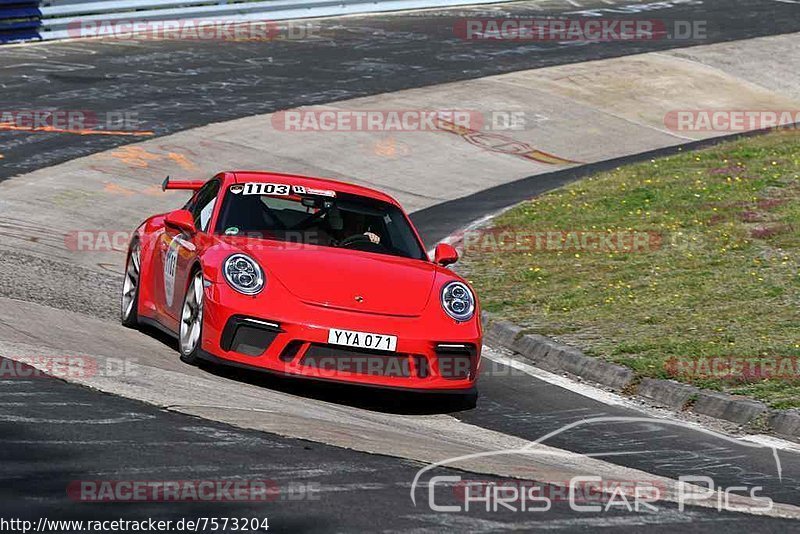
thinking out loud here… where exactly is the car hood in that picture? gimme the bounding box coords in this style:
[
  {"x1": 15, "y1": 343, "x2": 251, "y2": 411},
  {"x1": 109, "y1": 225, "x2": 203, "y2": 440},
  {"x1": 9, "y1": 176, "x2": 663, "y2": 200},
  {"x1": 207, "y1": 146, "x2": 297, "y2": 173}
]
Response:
[{"x1": 227, "y1": 239, "x2": 437, "y2": 317}]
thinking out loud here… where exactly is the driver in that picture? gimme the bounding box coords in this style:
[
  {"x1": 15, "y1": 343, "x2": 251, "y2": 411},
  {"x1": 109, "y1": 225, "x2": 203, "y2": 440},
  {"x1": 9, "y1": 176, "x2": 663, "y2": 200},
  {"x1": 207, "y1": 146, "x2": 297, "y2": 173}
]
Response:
[{"x1": 333, "y1": 210, "x2": 381, "y2": 245}]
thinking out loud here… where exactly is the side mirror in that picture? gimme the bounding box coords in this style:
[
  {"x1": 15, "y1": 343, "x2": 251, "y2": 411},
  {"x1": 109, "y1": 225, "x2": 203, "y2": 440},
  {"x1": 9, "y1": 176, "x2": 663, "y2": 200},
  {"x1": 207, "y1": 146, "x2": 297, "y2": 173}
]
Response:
[
  {"x1": 164, "y1": 209, "x2": 196, "y2": 234},
  {"x1": 434, "y1": 243, "x2": 459, "y2": 266}
]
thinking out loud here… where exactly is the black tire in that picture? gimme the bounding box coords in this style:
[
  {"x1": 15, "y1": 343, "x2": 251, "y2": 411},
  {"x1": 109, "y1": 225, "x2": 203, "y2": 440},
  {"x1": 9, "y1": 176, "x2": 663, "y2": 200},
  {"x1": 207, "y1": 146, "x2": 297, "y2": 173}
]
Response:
[
  {"x1": 179, "y1": 270, "x2": 204, "y2": 366},
  {"x1": 120, "y1": 241, "x2": 141, "y2": 329}
]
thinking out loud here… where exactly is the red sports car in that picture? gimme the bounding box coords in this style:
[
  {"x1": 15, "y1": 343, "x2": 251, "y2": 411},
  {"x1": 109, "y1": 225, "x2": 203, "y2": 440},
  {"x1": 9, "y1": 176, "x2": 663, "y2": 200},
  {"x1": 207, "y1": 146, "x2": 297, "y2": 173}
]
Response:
[{"x1": 121, "y1": 171, "x2": 481, "y2": 396}]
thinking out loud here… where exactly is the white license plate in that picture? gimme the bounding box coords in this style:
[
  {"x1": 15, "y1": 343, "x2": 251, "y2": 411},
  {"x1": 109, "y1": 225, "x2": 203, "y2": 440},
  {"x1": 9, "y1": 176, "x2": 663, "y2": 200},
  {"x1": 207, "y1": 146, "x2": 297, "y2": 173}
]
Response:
[{"x1": 327, "y1": 328, "x2": 397, "y2": 352}]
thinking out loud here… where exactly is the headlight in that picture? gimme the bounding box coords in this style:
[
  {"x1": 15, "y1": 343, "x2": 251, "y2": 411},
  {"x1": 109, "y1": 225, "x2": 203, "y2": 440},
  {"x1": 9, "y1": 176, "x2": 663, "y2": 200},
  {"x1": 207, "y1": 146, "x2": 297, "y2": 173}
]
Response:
[
  {"x1": 441, "y1": 281, "x2": 475, "y2": 321},
  {"x1": 223, "y1": 254, "x2": 264, "y2": 295}
]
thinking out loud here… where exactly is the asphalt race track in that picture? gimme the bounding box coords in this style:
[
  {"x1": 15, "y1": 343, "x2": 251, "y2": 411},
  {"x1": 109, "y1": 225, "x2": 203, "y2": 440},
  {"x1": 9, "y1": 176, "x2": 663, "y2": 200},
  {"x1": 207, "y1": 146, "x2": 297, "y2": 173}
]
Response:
[
  {"x1": 3, "y1": 356, "x2": 798, "y2": 532},
  {"x1": 2, "y1": 0, "x2": 800, "y2": 532},
  {"x1": 3, "y1": 0, "x2": 800, "y2": 180}
]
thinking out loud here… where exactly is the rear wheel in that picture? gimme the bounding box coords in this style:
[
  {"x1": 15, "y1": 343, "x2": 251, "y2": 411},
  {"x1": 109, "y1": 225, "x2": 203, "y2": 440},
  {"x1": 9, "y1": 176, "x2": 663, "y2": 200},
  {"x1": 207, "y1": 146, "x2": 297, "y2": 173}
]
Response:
[
  {"x1": 120, "y1": 241, "x2": 140, "y2": 328},
  {"x1": 179, "y1": 271, "x2": 204, "y2": 365}
]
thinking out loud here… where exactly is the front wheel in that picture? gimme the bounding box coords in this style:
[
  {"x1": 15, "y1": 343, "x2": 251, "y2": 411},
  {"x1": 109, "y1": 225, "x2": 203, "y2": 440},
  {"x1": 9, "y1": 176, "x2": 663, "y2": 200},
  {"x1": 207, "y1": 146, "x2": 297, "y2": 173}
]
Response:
[
  {"x1": 120, "y1": 241, "x2": 141, "y2": 328},
  {"x1": 179, "y1": 271, "x2": 205, "y2": 365}
]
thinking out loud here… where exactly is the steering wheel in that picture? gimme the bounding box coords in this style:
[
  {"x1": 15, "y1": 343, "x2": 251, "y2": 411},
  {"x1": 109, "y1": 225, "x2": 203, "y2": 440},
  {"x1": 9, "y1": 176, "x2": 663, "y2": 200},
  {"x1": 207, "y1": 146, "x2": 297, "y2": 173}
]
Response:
[{"x1": 339, "y1": 234, "x2": 373, "y2": 248}]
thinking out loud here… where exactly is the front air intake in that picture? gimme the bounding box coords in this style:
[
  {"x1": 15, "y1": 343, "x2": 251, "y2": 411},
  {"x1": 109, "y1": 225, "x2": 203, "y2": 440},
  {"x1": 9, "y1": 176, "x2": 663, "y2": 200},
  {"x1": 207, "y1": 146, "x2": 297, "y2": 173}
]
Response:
[{"x1": 435, "y1": 343, "x2": 477, "y2": 380}]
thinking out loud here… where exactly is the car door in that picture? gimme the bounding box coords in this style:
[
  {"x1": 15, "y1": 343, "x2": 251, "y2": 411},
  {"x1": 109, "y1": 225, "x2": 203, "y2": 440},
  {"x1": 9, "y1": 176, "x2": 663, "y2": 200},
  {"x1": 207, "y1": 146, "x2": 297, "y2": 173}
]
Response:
[{"x1": 158, "y1": 179, "x2": 221, "y2": 330}]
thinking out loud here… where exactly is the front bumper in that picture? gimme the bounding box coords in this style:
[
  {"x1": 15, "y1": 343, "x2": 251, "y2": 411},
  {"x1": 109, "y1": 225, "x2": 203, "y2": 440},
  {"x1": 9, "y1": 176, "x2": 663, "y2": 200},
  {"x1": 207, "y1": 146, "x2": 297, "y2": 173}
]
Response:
[{"x1": 199, "y1": 283, "x2": 482, "y2": 391}]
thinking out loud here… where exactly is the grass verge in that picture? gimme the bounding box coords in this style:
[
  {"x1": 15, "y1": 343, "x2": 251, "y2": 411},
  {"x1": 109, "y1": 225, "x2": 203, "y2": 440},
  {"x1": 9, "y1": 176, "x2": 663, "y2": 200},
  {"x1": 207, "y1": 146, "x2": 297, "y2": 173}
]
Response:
[{"x1": 459, "y1": 130, "x2": 800, "y2": 409}]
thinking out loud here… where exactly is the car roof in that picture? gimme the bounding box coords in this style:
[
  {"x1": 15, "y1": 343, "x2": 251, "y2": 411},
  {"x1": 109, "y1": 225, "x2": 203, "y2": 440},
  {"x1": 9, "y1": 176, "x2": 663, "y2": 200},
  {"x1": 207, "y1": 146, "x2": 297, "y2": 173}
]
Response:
[{"x1": 221, "y1": 171, "x2": 400, "y2": 206}]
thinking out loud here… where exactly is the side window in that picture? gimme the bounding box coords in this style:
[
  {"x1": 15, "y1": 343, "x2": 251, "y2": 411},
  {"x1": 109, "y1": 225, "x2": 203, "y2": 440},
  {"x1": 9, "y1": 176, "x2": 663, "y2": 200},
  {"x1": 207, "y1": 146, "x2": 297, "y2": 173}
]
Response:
[
  {"x1": 199, "y1": 198, "x2": 216, "y2": 232},
  {"x1": 189, "y1": 180, "x2": 221, "y2": 232}
]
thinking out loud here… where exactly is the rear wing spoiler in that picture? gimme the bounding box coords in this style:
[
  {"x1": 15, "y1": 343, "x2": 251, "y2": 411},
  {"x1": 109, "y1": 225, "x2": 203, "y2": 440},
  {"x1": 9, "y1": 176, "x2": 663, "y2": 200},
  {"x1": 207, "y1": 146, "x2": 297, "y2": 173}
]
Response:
[{"x1": 162, "y1": 176, "x2": 206, "y2": 192}]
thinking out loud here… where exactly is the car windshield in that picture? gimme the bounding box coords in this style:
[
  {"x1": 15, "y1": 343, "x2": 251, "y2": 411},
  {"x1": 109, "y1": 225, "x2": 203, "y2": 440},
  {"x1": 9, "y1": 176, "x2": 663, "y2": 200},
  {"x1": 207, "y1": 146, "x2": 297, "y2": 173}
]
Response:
[{"x1": 214, "y1": 184, "x2": 427, "y2": 260}]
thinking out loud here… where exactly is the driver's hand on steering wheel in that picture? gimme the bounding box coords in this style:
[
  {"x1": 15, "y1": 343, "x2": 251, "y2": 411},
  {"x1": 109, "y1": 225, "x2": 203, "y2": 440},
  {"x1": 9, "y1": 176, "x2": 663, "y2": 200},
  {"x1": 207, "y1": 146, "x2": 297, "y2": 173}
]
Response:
[{"x1": 363, "y1": 231, "x2": 381, "y2": 244}]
